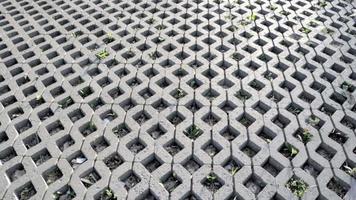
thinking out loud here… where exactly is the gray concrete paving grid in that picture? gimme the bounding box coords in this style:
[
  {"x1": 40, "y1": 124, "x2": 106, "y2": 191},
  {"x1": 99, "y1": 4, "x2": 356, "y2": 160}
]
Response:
[{"x1": 0, "y1": 0, "x2": 356, "y2": 199}]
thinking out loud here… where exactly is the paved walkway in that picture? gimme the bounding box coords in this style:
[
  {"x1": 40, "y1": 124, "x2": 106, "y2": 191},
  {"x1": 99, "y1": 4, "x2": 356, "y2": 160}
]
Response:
[{"x1": 0, "y1": 0, "x2": 356, "y2": 199}]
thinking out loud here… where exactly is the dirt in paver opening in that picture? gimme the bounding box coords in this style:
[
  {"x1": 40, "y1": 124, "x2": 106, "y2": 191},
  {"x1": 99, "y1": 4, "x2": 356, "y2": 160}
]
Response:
[{"x1": 327, "y1": 178, "x2": 350, "y2": 198}]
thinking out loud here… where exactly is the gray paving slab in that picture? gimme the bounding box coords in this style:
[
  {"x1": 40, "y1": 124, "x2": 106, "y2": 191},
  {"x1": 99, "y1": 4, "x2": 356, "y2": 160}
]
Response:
[{"x1": 0, "y1": 0, "x2": 356, "y2": 199}]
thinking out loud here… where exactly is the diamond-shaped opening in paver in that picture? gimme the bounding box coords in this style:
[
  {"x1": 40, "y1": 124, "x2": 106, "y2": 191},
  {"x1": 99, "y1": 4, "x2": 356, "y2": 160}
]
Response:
[
  {"x1": 6, "y1": 163, "x2": 25, "y2": 182},
  {"x1": 188, "y1": 59, "x2": 203, "y2": 69},
  {"x1": 321, "y1": 72, "x2": 336, "y2": 83},
  {"x1": 263, "y1": 70, "x2": 277, "y2": 80},
  {"x1": 91, "y1": 137, "x2": 109, "y2": 153},
  {"x1": 263, "y1": 158, "x2": 282, "y2": 177},
  {"x1": 279, "y1": 143, "x2": 299, "y2": 160},
  {"x1": 122, "y1": 49, "x2": 136, "y2": 59},
  {"x1": 81, "y1": 169, "x2": 101, "y2": 188},
  {"x1": 235, "y1": 89, "x2": 251, "y2": 102},
  {"x1": 88, "y1": 67, "x2": 102, "y2": 77},
  {"x1": 218, "y1": 100, "x2": 237, "y2": 112},
  {"x1": 187, "y1": 77, "x2": 203, "y2": 89},
  {"x1": 274, "y1": 62, "x2": 289, "y2": 72},
  {"x1": 163, "y1": 43, "x2": 177, "y2": 52},
  {"x1": 97, "y1": 77, "x2": 112, "y2": 88},
  {"x1": 269, "y1": 46, "x2": 283, "y2": 55},
  {"x1": 43, "y1": 166, "x2": 63, "y2": 185},
  {"x1": 319, "y1": 103, "x2": 336, "y2": 116},
  {"x1": 16, "y1": 119, "x2": 32, "y2": 134},
  {"x1": 156, "y1": 77, "x2": 172, "y2": 88},
  {"x1": 88, "y1": 98, "x2": 104, "y2": 111},
  {"x1": 231, "y1": 52, "x2": 244, "y2": 61},
  {"x1": 286, "y1": 54, "x2": 300, "y2": 63},
  {"x1": 298, "y1": 91, "x2": 315, "y2": 103},
  {"x1": 0, "y1": 148, "x2": 17, "y2": 164},
  {"x1": 2, "y1": 95, "x2": 17, "y2": 107},
  {"x1": 291, "y1": 72, "x2": 307, "y2": 83},
  {"x1": 32, "y1": 148, "x2": 51, "y2": 166},
  {"x1": 202, "y1": 173, "x2": 223, "y2": 192},
  {"x1": 68, "y1": 109, "x2": 85, "y2": 122},
  {"x1": 218, "y1": 78, "x2": 234, "y2": 89},
  {"x1": 120, "y1": 98, "x2": 137, "y2": 111},
  {"x1": 244, "y1": 175, "x2": 266, "y2": 194},
  {"x1": 220, "y1": 126, "x2": 240, "y2": 142},
  {"x1": 185, "y1": 100, "x2": 203, "y2": 113},
  {"x1": 50, "y1": 86, "x2": 65, "y2": 97},
  {"x1": 133, "y1": 110, "x2": 151, "y2": 125},
  {"x1": 202, "y1": 68, "x2": 218, "y2": 79},
  {"x1": 121, "y1": 171, "x2": 141, "y2": 191},
  {"x1": 53, "y1": 185, "x2": 76, "y2": 200},
  {"x1": 0, "y1": 131, "x2": 8, "y2": 144},
  {"x1": 327, "y1": 178, "x2": 349, "y2": 198},
  {"x1": 341, "y1": 115, "x2": 356, "y2": 130},
  {"x1": 316, "y1": 143, "x2": 336, "y2": 161},
  {"x1": 233, "y1": 69, "x2": 248, "y2": 79},
  {"x1": 68, "y1": 151, "x2": 87, "y2": 169},
  {"x1": 104, "y1": 153, "x2": 123, "y2": 171},
  {"x1": 330, "y1": 92, "x2": 347, "y2": 105},
  {"x1": 173, "y1": 68, "x2": 188, "y2": 78},
  {"x1": 152, "y1": 98, "x2": 169, "y2": 112},
  {"x1": 238, "y1": 113, "x2": 255, "y2": 128},
  {"x1": 8, "y1": 107, "x2": 24, "y2": 120},
  {"x1": 307, "y1": 115, "x2": 324, "y2": 128},
  {"x1": 58, "y1": 96, "x2": 74, "y2": 109},
  {"x1": 303, "y1": 160, "x2": 322, "y2": 178},
  {"x1": 126, "y1": 136, "x2": 145, "y2": 153},
  {"x1": 80, "y1": 121, "x2": 97, "y2": 136},
  {"x1": 280, "y1": 80, "x2": 296, "y2": 92},
  {"x1": 143, "y1": 68, "x2": 158, "y2": 78},
  {"x1": 286, "y1": 176, "x2": 309, "y2": 198},
  {"x1": 329, "y1": 129, "x2": 348, "y2": 144},
  {"x1": 96, "y1": 188, "x2": 117, "y2": 200},
  {"x1": 139, "y1": 88, "x2": 155, "y2": 99},
  {"x1": 310, "y1": 81, "x2": 326, "y2": 93},
  {"x1": 165, "y1": 140, "x2": 183, "y2": 156},
  {"x1": 23, "y1": 132, "x2": 41, "y2": 149},
  {"x1": 57, "y1": 135, "x2": 75, "y2": 151},
  {"x1": 203, "y1": 88, "x2": 220, "y2": 101},
  {"x1": 258, "y1": 53, "x2": 272, "y2": 63},
  {"x1": 257, "y1": 126, "x2": 276, "y2": 143},
  {"x1": 126, "y1": 77, "x2": 142, "y2": 88},
  {"x1": 184, "y1": 157, "x2": 201, "y2": 174},
  {"x1": 243, "y1": 45, "x2": 256, "y2": 53},
  {"x1": 223, "y1": 158, "x2": 241, "y2": 175},
  {"x1": 286, "y1": 103, "x2": 304, "y2": 115},
  {"x1": 108, "y1": 87, "x2": 123, "y2": 99},
  {"x1": 111, "y1": 123, "x2": 131, "y2": 139},
  {"x1": 69, "y1": 76, "x2": 84, "y2": 87},
  {"x1": 217, "y1": 60, "x2": 231, "y2": 70},
  {"x1": 204, "y1": 141, "x2": 221, "y2": 157},
  {"x1": 245, "y1": 61, "x2": 260, "y2": 71},
  {"x1": 272, "y1": 114, "x2": 290, "y2": 129},
  {"x1": 253, "y1": 101, "x2": 270, "y2": 114},
  {"x1": 16, "y1": 182, "x2": 36, "y2": 200},
  {"x1": 171, "y1": 88, "x2": 187, "y2": 99},
  {"x1": 267, "y1": 91, "x2": 283, "y2": 103},
  {"x1": 100, "y1": 110, "x2": 117, "y2": 122},
  {"x1": 144, "y1": 155, "x2": 162, "y2": 173},
  {"x1": 249, "y1": 79, "x2": 265, "y2": 91},
  {"x1": 147, "y1": 123, "x2": 166, "y2": 139},
  {"x1": 78, "y1": 86, "x2": 93, "y2": 98},
  {"x1": 184, "y1": 125, "x2": 203, "y2": 140},
  {"x1": 168, "y1": 111, "x2": 185, "y2": 125},
  {"x1": 241, "y1": 141, "x2": 260, "y2": 157},
  {"x1": 293, "y1": 128, "x2": 313, "y2": 144},
  {"x1": 203, "y1": 112, "x2": 220, "y2": 126},
  {"x1": 162, "y1": 172, "x2": 182, "y2": 193},
  {"x1": 22, "y1": 86, "x2": 37, "y2": 97}
]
